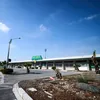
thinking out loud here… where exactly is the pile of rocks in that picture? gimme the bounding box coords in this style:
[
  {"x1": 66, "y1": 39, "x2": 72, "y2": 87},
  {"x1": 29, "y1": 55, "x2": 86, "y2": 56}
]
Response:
[{"x1": 18, "y1": 75, "x2": 100, "y2": 100}]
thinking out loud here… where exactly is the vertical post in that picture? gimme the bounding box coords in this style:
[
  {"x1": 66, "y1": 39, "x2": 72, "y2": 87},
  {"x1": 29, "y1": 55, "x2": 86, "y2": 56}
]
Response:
[
  {"x1": 32, "y1": 62, "x2": 34, "y2": 68},
  {"x1": 46, "y1": 62, "x2": 48, "y2": 69},
  {"x1": 53, "y1": 61, "x2": 55, "y2": 67},
  {"x1": 62, "y1": 61, "x2": 65, "y2": 70},
  {"x1": 45, "y1": 49, "x2": 47, "y2": 59},
  {"x1": 73, "y1": 61, "x2": 76, "y2": 70},
  {"x1": 87, "y1": 60, "x2": 92, "y2": 71},
  {"x1": 39, "y1": 62, "x2": 42, "y2": 69},
  {"x1": 34, "y1": 63, "x2": 36, "y2": 68},
  {"x1": 33, "y1": 60, "x2": 36, "y2": 69},
  {"x1": 89, "y1": 60, "x2": 92, "y2": 71}
]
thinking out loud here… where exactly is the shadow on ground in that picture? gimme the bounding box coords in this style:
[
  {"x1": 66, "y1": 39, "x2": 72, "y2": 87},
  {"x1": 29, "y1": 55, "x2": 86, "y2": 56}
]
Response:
[{"x1": 12, "y1": 72, "x2": 42, "y2": 75}]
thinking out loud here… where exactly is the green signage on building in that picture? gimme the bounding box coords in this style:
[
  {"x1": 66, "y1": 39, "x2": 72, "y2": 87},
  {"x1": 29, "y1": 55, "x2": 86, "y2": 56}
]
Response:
[
  {"x1": 91, "y1": 66, "x2": 95, "y2": 68},
  {"x1": 32, "y1": 55, "x2": 42, "y2": 60}
]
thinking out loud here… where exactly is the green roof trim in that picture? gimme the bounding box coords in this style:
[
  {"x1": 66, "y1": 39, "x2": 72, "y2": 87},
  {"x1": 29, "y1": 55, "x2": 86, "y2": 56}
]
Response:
[{"x1": 32, "y1": 55, "x2": 43, "y2": 60}]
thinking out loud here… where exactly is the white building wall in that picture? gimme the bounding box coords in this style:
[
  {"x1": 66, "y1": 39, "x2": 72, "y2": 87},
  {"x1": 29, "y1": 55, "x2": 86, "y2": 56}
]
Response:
[{"x1": 79, "y1": 64, "x2": 89, "y2": 71}]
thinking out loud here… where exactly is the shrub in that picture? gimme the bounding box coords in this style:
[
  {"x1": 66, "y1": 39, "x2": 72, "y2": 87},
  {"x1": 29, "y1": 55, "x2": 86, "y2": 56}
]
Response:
[
  {"x1": 52, "y1": 66, "x2": 56, "y2": 70},
  {"x1": 77, "y1": 77, "x2": 88, "y2": 83},
  {"x1": 0, "y1": 68, "x2": 13, "y2": 74},
  {"x1": 82, "y1": 72, "x2": 96, "y2": 81},
  {"x1": 35, "y1": 67, "x2": 38, "y2": 69},
  {"x1": 77, "y1": 72, "x2": 96, "y2": 83}
]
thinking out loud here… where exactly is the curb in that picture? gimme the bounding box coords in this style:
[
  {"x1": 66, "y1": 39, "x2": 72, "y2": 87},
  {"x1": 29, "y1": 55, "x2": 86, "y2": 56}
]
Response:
[
  {"x1": 13, "y1": 82, "x2": 33, "y2": 100},
  {"x1": 0, "y1": 72, "x2": 4, "y2": 84}
]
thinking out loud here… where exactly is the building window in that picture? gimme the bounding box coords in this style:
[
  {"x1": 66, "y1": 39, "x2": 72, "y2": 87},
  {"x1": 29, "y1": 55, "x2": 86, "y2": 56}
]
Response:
[
  {"x1": 56, "y1": 63, "x2": 62, "y2": 67},
  {"x1": 64, "y1": 63, "x2": 73, "y2": 67},
  {"x1": 48, "y1": 63, "x2": 53, "y2": 66}
]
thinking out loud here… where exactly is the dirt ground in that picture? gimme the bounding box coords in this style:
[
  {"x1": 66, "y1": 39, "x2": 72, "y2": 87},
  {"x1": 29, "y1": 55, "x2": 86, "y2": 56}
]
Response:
[{"x1": 19, "y1": 74, "x2": 100, "y2": 100}]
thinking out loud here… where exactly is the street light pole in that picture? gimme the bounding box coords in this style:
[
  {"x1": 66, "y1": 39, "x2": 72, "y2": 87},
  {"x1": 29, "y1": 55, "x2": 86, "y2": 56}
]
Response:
[
  {"x1": 6, "y1": 38, "x2": 21, "y2": 68},
  {"x1": 45, "y1": 49, "x2": 47, "y2": 59}
]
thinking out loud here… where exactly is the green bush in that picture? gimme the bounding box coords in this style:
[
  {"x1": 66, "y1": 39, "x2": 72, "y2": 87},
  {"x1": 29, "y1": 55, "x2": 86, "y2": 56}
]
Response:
[
  {"x1": 52, "y1": 66, "x2": 56, "y2": 70},
  {"x1": 0, "y1": 68, "x2": 13, "y2": 74}
]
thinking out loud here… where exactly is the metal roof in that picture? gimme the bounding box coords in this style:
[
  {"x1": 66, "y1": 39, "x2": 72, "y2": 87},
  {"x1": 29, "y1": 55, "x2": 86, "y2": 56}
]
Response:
[{"x1": 9, "y1": 54, "x2": 100, "y2": 63}]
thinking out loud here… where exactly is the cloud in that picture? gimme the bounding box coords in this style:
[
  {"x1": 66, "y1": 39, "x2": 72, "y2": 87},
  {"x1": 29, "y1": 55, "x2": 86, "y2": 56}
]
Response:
[
  {"x1": 26, "y1": 24, "x2": 50, "y2": 39},
  {"x1": 39, "y1": 24, "x2": 47, "y2": 32},
  {"x1": 84, "y1": 14, "x2": 98, "y2": 20},
  {"x1": 26, "y1": 24, "x2": 48, "y2": 38},
  {"x1": 0, "y1": 22, "x2": 10, "y2": 33},
  {"x1": 68, "y1": 14, "x2": 100, "y2": 25}
]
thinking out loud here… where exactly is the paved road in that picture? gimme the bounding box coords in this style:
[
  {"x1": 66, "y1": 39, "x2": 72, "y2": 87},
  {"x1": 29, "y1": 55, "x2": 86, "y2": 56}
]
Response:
[{"x1": 0, "y1": 68, "x2": 81, "y2": 100}]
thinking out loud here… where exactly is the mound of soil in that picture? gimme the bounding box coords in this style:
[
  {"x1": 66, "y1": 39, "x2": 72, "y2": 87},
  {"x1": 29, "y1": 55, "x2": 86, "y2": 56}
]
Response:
[{"x1": 19, "y1": 76, "x2": 100, "y2": 100}]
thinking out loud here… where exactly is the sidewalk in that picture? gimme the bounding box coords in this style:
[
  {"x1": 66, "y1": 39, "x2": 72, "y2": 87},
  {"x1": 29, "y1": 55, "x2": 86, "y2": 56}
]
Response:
[
  {"x1": 0, "y1": 86, "x2": 16, "y2": 100},
  {"x1": 0, "y1": 72, "x2": 16, "y2": 100}
]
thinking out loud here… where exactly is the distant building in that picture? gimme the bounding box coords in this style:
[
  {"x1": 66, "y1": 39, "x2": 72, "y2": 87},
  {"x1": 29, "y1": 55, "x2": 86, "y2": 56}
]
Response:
[{"x1": 9, "y1": 54, "x2": 100, "y2": 71}]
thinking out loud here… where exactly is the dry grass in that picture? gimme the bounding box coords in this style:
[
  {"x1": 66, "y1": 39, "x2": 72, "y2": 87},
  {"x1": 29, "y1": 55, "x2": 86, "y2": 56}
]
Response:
[
  {"x1": 19, "y1": 72, "x2": 100, "y2": 100},
  {"x1": 63, "y1": 72, "x2": 96, "y2": 83}
]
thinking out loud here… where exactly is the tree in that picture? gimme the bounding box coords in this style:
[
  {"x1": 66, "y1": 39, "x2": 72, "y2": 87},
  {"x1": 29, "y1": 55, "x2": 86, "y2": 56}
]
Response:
[
  {"x1": 91, "y1": 50, "x2": 100, "y2": 74},
  {"x1": 0, "y1": 62, "x2": 3, "y2": 66},
  {"x1": 52, "y1": 66, "x2": 62, "y2": 79},
  {"x1": 73, "y1": 63, "x2": 80, "y2": 71},
  {"x1": 23, "y1": 63, "x2": 31, "y2": 74},
  {"x1": 1, "y1": 61, "x2": 7, "y2": 69},
  {"x1": 27, "y1": 63, "x2": 32, "y2": 68},
  {"x1": 2, "y1": 61, "x2": 6, "y2": 65}
]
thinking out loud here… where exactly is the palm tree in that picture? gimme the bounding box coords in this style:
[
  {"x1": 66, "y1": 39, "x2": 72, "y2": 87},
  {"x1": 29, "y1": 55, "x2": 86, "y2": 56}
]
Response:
[{"x1": 91, "y1": 50, "x2": 100, "y2": 74}]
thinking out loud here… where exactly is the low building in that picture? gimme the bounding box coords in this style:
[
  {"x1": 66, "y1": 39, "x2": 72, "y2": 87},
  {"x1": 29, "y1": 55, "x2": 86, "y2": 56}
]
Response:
[{"x1": 9, "y1": 54, "x2": 100, "y2": 71}]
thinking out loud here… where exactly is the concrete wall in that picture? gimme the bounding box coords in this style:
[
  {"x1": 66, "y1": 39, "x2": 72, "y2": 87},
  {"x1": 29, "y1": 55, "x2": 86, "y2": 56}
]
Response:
[{"x1": 79, "y1": 66, "x2": 89, "y2": 71}]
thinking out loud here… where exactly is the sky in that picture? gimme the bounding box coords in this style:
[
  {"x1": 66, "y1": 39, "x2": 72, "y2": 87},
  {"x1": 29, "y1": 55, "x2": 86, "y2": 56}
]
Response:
[{"x1": 0, "y1": 0, "x2": 100, "y2": 61}]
